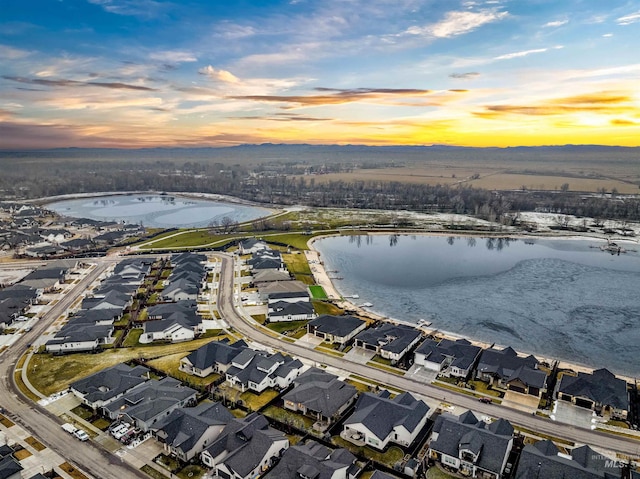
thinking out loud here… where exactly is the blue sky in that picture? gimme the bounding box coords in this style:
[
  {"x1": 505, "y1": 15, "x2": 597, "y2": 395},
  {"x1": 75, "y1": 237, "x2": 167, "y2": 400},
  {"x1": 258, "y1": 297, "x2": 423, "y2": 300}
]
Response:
[{"x1": 1, "y1": 0, "x2": 639, "y2": 148}]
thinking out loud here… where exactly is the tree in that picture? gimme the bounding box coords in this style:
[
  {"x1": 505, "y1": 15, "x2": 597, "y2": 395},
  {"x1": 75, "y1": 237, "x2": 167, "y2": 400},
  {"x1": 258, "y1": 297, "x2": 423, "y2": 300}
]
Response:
[{"x1": 561, "y1": 183, "x2": 569, "y2": 193}]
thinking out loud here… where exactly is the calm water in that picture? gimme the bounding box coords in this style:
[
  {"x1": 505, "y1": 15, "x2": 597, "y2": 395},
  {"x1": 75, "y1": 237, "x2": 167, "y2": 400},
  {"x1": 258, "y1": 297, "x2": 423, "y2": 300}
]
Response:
[
  {"x1": 315, "y1": 235, "x2": 640, "y2": 376},
  {"x1": 47, "y1": 195, "x2": 272, "y2": 228}
]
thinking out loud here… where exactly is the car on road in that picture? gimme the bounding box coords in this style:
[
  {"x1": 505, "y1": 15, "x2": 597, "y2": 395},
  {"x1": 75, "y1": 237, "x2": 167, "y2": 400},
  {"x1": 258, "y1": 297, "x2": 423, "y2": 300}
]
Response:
[{"x1": 73, "y1": 429, "x2": 90, "y2": 441}]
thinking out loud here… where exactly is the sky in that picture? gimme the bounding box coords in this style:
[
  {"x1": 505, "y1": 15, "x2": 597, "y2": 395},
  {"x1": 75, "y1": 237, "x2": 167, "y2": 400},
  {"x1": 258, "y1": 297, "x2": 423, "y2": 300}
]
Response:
[{"x1": 1, "y1": 0, "x2": 639, "y2": 149}]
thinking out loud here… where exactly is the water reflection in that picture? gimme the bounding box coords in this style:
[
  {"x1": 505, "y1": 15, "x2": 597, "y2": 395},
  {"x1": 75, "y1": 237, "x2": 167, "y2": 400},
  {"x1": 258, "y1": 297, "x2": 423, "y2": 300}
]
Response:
[{"x1": 347, "y1": 233, "x2": 518, "y2": 251}]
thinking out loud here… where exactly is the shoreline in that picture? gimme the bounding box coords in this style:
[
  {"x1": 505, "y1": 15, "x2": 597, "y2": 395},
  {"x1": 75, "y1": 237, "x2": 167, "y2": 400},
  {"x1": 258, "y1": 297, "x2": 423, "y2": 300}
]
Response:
[{"x1": 306, "y1": 231, "x2": 638, "y2": 382}]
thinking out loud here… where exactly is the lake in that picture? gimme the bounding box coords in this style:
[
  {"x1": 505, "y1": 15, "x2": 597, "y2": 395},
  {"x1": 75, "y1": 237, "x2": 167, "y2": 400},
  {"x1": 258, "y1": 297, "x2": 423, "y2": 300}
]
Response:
[
  {"x1": 315, "y1": 234, "x2": 640, "y2": 376},
  {"x1": 47, "y1": 194, "x2": 272, "y2": 228}
]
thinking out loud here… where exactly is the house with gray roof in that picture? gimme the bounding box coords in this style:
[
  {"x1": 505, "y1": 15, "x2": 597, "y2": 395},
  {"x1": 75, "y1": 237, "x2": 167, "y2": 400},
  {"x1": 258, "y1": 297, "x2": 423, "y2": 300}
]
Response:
[
  {"x1": 253, "y1": 269, "x2": 291, "y2": 284},
  {"x1": 147, "y1": 300, "x2": 196, "y2": 320},
  {"x1": 263, "y1": 440, "x2": 357, "y2": 479},
  {"x1": 429, "y1": 411, "x2": 514, "y2": 479},
  {"x1": 102, "y1": 377, "x2": 197, "y2": 432},
  {"x1": 140, "y1": 310, "x2": 200, "y2": 344},
  {"x1": 414, "y1": 338, "x2": 482, "y2": 379},
  {"x1": 239, "y1": 239, "x2": 269, "y2": 255},
  {"x1": 342, "y1": 391, "x2": 430, "y2": 451},
  {"x1": 556, "y1": 368, "x2": 629, "y2": 420},
  {"x1": 307, "y1": 315, "x2": 368, "y2": 346},
  {"x1": 225, "y1": 350, "x2": 304, "y2": 393},
  {"x1": 70, "y1": 363, "x2": 150, "y2": 410},
  {"x1": 258, "y1": 280, "x2": 308, "y2": 301},
  {"x1": 161, "y1": 278, "x2": 200, "y2": 301},
  {"x1": 201, "y1": 413, "x2": 289, "y2": 479},
  {"x1": 268, "y1": 300, "x2": 316, "y2": 322},
  {"x1": 353, "y1": 323, "x2": 422, "y2": 364},
  {"x1": 476, "y1": 346, "x2": 541, "y2": 388},
  {"x1": 153, "y1": 402, "x2": 234, "y2": 462},
  {"x1": 45, "y1": 322, "x2": 115, "y2": 353},
  {"x1": 283, "y1": 368, "x2": 358, "y2": 429},
  {"x1": 505, "y1": 365, "x2": 548, "y2": 398},
  {"x1": 180, "y1": 339, "x2": 248, "y2": 378},
  {"x1": 515, "y1": 440, "x2": 621, "y2": 479},
  {"x1": 0, "y1": 456, "x2": 22, "y2": 479}
]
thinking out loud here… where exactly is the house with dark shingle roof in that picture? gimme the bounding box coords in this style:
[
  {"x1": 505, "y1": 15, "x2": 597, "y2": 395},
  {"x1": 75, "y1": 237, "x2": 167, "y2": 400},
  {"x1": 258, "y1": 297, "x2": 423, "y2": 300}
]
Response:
[
  {"x1": 414, "y1": 338, "x2": 482, "y2": 379},
  {"x1": 307, "y1": 315, "x2": 367, "y2": 346},
  {"x1": 70, "y1": 363, "x2": 150, "y2": 410},
  {"x1": 268, "y1": 300, "x2": 316, "y2": 322},
  {"x1": 505, "y1": 365, "x2": 548, "y2": 398},
  {"x1": 283, "y1": 368, "x2": 358, "y2": 429},
  {"x1": 342, "y1": 390, "x2": 430, "y2": 451},
  {"x1": 225, "y1": 350, "x2": 304, "y2": 393},
  {"x1": 258, "y1": 280, "x2": 308, "y2": 301},
  {"x1": 556, "y1": 368, "x2": 629, "y2": 420},
  {"x1": 476, "y1": 346, "x2": 541, "y2": 388},
  {"x1": 152, "y1": 402, "x2": 234, "y2": 462},
  {"x1": 238, "y1": 238, "x2": 269, "y2": 255},
  {"x1": 140, "y1": 309, "x2": 200, "y2": 344},
  {"x1": 353, "y1": 323, "x2": 422, "y2": 364},
  {"x1": 263, "y1": 439, "x2": 357, "y2": 479},
  {"x1": 0, "y1": 456, "x2": 22, "y2": 479},
  {"x1": 201, "y1": 412, "x2": 289, "y2": 479},
  {"x1": 429, "y1": 411, "x2": 514, "y2": 479},
  {"x1": 515, "y1": 439, "x2": 621, "y2": 479},
  {"x1": 180, "y1": 338, "x2": 248, "y2": 378},
  {"x1": 102, "y1": 377, "x2": 197, "y2": 432}
]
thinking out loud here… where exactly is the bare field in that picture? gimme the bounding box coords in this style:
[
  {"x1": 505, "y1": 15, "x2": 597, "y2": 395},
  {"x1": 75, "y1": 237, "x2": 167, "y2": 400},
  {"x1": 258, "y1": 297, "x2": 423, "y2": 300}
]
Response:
[
  {"x1": 296, "y1": 160, "x2": 639, "y2": 193},
  {"x1": 466, "y1": 173, "x2": 639, "y2": 193}
]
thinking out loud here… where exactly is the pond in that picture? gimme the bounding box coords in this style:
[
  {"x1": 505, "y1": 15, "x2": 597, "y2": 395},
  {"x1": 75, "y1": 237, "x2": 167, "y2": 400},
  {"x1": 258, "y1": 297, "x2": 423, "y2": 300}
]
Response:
[
  {"x1": 47, "y1": 194, "x2": 273, "y2": 228},
  {"x1": 315, "y1": 234, "x2": 640, "y2": 376}
]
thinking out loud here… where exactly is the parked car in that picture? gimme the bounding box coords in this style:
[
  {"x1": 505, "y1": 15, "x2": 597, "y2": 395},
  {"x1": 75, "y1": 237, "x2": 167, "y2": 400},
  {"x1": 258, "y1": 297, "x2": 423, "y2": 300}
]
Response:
[
  {"x1": 73, "y1": 429, "x2": 90, "y2": 441},
  {"x1": 479, "y1": 397, "x2": 493, "y2": 404},
  {"x1": 61, "y1": 423, "x2": 77, "y2": 434}
]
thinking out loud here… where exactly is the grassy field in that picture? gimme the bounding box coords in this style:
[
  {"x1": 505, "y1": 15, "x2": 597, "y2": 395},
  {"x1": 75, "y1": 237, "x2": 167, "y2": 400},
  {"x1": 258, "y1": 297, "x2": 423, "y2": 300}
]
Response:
[
  {"x1": 27, "y1": 336, "x2": 225, "y2": 396},
  {"x1": 146, "y1": 352, "x2": 221, "y2": 389},
  {"x1": 309, "y1": 285, "x2": 328, "y2": 300},
  {"x1": 331, "y1": 436, "x2": 404, "y2": 467},
  {"x1": 312, "y1": 300, "x2": 344, "y2": 316},
  {"x1": 139, "y1": 230, "x2": 241, "y2": 249},
  {"x1": 266, "y1": 320, "x2": 308, "y2": 335}
]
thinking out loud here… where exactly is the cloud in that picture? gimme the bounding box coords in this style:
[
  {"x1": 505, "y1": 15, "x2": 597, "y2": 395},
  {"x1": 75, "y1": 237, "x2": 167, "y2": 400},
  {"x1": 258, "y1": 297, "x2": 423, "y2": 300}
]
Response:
[
  {"x1": 611, "y1": 119, "x2": 638, "y2": 126},
  {"x1": 228, "y1": 87, "x2": 433, "y2": 107},
  {"x1": 405, "y1": 9, "x2": 508, "y2": 38},
  {"x1": 149, "y1": 50, "x2": 197, "y2": 63},
  {"x1": 543, "y1": 20, "x2": 568, "y2": 28},
  {"x1": 449, "y1": 72, "x2": 480, "y2": 79},
  {"x1": 602, "y1": 33, "x2": 613, "y2": 38},
  {"x1": 617, "y1": 11, "x2": 640, "y2": 25},
  {"x1": 494, "y1": 45, "x2": 563, "y2": 60},
  {"x1": 0, "y1": 44, "x2": 32, "y2": 60},
  {"x1": 474, "y1": 91, "x2": 634, "y2": 118},
  {"x1": 198, "y1": 66, "x2": 240, "y2": 83},
  {"x1": 87, "y1": 0, "x2": 170, "y2": 19},
  {"x1": 2, "y1": 76, "x2": 157, "y2": 91}
]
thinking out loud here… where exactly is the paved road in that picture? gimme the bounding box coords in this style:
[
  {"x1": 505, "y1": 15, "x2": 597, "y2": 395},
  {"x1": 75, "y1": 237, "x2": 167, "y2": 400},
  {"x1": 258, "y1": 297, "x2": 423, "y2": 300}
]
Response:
[
  {"x1": 0, "y1": 259, "x2": 148, "y2": 479},
  {"x1": 215, "y1": 253, "x2": 640, "y2": 458}
]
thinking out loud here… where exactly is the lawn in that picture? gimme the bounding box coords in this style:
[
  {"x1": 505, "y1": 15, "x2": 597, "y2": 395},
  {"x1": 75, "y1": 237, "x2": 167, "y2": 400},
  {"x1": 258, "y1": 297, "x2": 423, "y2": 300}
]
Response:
[
  {"x1": 59, "y1": 462, "x2": 89, "y2": 479},
  {"x1": 146, "y1": 352, "x2": 221, "y2": 389},
  {"x1": 25, "y1": 436, "x2": 46, "y2": 451},
  {"x1": 331, "y1": 436, "x2": 404, "y2": 467},
  {"x1": 263, "y1": 405, "x2": 315, "y2": 430},
  {"x1": 266, "y1": 320, "x2": 308, "y2": 335},
  {"x1": 239, "y1": 389, "x2": 279, "y2": 411},
  {"x1": 28, "y1": 336, "x2": 225, "y2": 396},
  {"x1": 265, "y1": 233, "x2": 321, "y2": 250},
  {"x1": 122, "y1": 328, "x2": 143, "y2": 347},
  {"x1": 141, "y1": 465, "x2": 169, "y2": 479},
  {"x1": 282, "y1": 252, "x2": 313, "y2": 277},
  {"x1": 309, "y1": 285, "x2": 328, "y2": 300},
  {"x1": 427, "y1": 466, "x2": 459, "y2": 479},
  {"x1": 312, "y1": 301, "x2": 344, "y2": 316}
]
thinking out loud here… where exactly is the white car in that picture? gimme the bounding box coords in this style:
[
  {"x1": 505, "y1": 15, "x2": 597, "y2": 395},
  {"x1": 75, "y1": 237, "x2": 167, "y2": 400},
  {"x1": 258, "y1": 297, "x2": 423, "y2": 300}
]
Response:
[
  {"x1": 111, "y1": 423, "x2": 131, "y2": 439},
  {"x1": 73, "y1": 429, "x2": 89, "y2": 441}
]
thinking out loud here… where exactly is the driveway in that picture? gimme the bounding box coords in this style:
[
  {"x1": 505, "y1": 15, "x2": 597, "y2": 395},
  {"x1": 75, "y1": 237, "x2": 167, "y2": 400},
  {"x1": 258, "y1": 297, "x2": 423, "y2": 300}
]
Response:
[
  {"x1": 551, "y1": 401, "x2": 598, "y2": 429},
  {"x1": 343, "y1": 347, "x2": 376, "y2": 364}
]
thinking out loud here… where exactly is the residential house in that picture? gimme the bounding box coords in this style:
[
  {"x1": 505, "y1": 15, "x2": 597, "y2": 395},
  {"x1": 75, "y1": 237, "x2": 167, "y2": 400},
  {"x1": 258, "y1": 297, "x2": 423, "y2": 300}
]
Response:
[
  {"x1": 152, "y1": 402, "x2": 234, "y2": 462},
  {"x1": 0, "y1": 456, "x2": 22, "y2": 479},
  {"x1": 102, "y1": 377, "x2": 197, "y2": 432},
  {"x1": 252, "y1": 269, "x2": 291, "y2": 284},
  {"x1": 161, "y1": 278, "x2": 200, "y2": 301},
  {"x1": 515, "y1": 440, "x2": 622, "y2": 479},
  {"x1": 201, "y1": 413, "x2": 289, "y2": 479},
  {"x1": 225, "y1": 350, "x2": 304, "y2": 393},
  {"x1": 147, "y1": 301, "x2": 196, "y2": 320},
  {"x1": 61, "y1": 237, "x2": 95, "y2": 253},
  {"x1": 306, "y1": 314, "x2": 368, "y2": 347},
  {"x1": 180, "y1": 339, "x2": 248, "y2": 378},
  {"x1": 238, "y1": 239, "x2": 269, "y2": 255},
  {"x1": 283, "y1": 368, "x2": 358, "y2": 429},
  {"x1": 415, "y1": 338, "x2": 482, "y2": 379},
  {"x1": 342, "y1": 391, "x2": 430, "y2": 450},
  {"x1": 263, "y1": 440, "x2": 357, "y2": 479},
  {"x1": 258, "y1": 280, "x2": 308, "y2": 301},
  {"x1": 353, "y1": 323, "x2": 422, "y2": 364},
  {"x1": 476, "y1": 346, "x2": 541, "y2": 388},
  {"x1": 45, "y1": 322, "x2": 115, "y2": 353},
  {"x1": 70, "y1": 363, "x2": 150, "y2": 410},
  {"x1": 429, "y1": 411, "x2": 514, "y2": 479},
  {"x1": 556, "y1": 368, "x2": 629, "y2": 420},
  {"x1": 268, "y1": 300, "x2": 316, "y2": 322},
  {"x1": 505, "y1": 365, "x2": 548, "y2": 398},
  {"x1": 140, "y1": 310, "x2": 200, "y2": 343}
]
